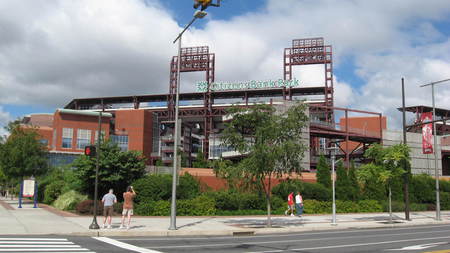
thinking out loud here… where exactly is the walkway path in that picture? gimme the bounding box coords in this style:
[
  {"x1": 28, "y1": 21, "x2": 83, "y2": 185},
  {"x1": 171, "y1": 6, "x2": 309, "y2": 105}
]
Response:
[{"x1": 1, "y1": 197, "x2": 450, "y2": 237}]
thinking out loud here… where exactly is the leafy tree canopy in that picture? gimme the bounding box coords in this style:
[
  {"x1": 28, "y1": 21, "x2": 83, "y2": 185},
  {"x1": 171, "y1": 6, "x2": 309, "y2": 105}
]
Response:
[
  {"x1": 0, "y1": 121, "x2": 48, "y2": 179},
  {"x1": 72, "y1": 140, "x2": 146, "y2": 199},
  {"x1": 215, "y1": 102, "x2": 309, "y2": 226}
]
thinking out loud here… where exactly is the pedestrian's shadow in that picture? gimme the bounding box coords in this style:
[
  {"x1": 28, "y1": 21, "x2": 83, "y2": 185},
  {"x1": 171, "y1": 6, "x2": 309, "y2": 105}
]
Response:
[{"x1": 178, "y1": 217, "x2": 214, "y2": 229}]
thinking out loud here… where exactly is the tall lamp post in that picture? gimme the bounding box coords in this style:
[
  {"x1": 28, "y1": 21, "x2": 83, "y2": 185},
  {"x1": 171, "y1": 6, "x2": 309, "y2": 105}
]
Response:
[
  {"x1": 419, "y1": 78, "x2": 450, "y2": 221},
  {"x1": 401, "y1": 77, "x2": 410, "y2": 221},
  {"x1": 89, "y1": 111, "x2": 102, "y2": 229},
  {"x1": 169, "y1": 10, "x2": 207, "y2": 231},
  {"x1": 326, "y1": 144, "x2": 339, "y2": 226}
]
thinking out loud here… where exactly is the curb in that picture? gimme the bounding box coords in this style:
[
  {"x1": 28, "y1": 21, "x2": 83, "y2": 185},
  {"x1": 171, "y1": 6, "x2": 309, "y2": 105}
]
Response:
[{"x1": 13, "y1": 219, "x2": 449, "y2": 237}]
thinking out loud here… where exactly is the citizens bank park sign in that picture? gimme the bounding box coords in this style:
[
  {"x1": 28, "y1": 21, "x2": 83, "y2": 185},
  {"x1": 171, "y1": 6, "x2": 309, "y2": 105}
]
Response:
[{"x1": 196, "y1": 78, "x2": 300, "y2": 92}]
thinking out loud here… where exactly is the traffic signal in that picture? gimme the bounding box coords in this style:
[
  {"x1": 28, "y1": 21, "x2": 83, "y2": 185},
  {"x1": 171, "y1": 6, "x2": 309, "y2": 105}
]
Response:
[{"x1": 84, "y1": 145, "x2": 96, "y2": 158}]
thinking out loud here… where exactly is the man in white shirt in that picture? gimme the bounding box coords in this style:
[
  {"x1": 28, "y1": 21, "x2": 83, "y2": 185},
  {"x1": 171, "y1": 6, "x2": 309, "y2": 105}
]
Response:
[{"x1": 295, "y1": 192, "x2": 303, "y2": 217}]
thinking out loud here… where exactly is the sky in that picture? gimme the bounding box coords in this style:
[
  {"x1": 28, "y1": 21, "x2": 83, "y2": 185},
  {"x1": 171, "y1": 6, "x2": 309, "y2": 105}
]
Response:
[{"x1": 0, "y1": 0, "x2": 450, "y2": 136}]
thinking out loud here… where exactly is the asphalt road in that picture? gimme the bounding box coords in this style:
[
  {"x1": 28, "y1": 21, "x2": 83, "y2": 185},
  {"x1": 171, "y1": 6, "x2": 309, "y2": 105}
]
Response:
[
  {"x1": 114, "y1": 224, "x2": 450, "y2": 253},
  {"x1": 2, "y1": 224, "x2": 450, "y2": 253}
]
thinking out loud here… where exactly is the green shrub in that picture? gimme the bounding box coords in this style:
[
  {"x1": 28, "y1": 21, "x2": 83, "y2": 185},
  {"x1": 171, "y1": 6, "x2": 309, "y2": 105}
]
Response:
[
  {"x1": 271, "y1": 179, "x2": 303, "y2": 200},
  {"x1": 410, "y1": 174, "x2": 435, "y2": 204},
  {"x1": 302, "y1": 199, "x2": 382, "y2": 214},
  {"x1": 132, "y1": 173, "x2": 201, "y2": 204},
  {"x1": 43, "y1": 180, "x2": 65, "y2": 204},
  {"x1": 177, "y1": 173, "x2": 201, "y2": 200},
  {"x1": 203, "y1": 191, "x2": 267, "y2": 211},
  {"x1": 379, "y1": 200, "x2": 428, "y2": 212},
  {"x1": 303, "y1": 199, "x2": 331, "y2": 214},
  {"x1": 440, "y1": 192, "x2": 450, "y2": 210},
  {"x1": 177, "y1": 195, "x2": 216, "y2": 216},
  {"x1": 53, "y1": 190, "x2": 87, "y2": 211},
  {"x1": 336, "y1": 200, "x2": 359, "y2": 213},
  {"x1": 302, "y1": 182, "x2": 332, "y2": 201},
  {"x1": 440, "y1": 180, "x2": 450, "y2": 193},
  {"x1": 133, "y1": 174, "x2": 172, "y2": 203},
  {"x1": 357, "y1": 200, "x2": 383, "y2": 212},
  {"x1": 135, "y1": 195, "x2": 215, "y2": 216},
  {"x1": 215, "y1": 209, "x2": 268, "y2": 216}
]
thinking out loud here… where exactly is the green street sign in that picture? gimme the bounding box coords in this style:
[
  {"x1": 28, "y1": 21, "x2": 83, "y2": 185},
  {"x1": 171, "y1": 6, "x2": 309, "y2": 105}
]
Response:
[{"x1": 196, "y1": 78, "x2": 300, "y2": 92}]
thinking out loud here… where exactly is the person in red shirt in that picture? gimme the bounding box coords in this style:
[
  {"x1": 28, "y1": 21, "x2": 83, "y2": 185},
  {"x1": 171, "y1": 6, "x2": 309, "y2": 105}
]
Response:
[
  {"x1": 120, "y1": 186, "x2": 136, "y2": 230},
  {"x1": 285, "y1": 192, "x2": 295, "y2": 216}
]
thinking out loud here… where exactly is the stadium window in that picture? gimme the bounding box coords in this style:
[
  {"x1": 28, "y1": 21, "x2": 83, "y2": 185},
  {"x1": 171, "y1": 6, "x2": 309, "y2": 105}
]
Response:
[
  {"x1": 77, "y1": 129, "x2": 91, "y2": 149},
  {"x1": 62, "y1": 128, "x2": 73, "y2": 148}
]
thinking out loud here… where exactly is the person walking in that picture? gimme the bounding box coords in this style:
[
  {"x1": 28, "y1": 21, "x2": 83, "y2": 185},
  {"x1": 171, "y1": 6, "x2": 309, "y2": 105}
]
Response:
[
  {"x1": 101, "y1": 189, "x2": 117, "y2": 229},
  {"x1": 295, "y1": 191, "x2": 303, "y2": 217},
  {"x1": 285, "y1": 192, "x2": 295, "y2": 216},
  {"x1": 120, "y1": 186, "x2": 136, "y2": 230}
]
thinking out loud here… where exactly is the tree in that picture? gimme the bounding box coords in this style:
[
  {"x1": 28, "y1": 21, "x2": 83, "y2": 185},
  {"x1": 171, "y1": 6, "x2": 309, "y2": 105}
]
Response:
[
  {"x1": 316, "y1": 155, "x2": 331, "y2": 188},
  {"x1": 357, "y1": 143, "x2": 410, "y2": 222},
  {"x1": 72, "y1": 140, "x2": 146, "y2": 199},
  {"x1": 0, "y1": 122, "x2": 48, "y2": 180},
  {"x1": 217, "y1": 102, "x2": 309, "y2": 227},
  {"x1": 335, "y1": 160, "x2": 350, "y2": 200},
  {"x1": 192, "y1": 151, "x2": 209, "y2": 168},
  {"x1": 347, "y1": 163, "x2": 360, "y2": 201}
]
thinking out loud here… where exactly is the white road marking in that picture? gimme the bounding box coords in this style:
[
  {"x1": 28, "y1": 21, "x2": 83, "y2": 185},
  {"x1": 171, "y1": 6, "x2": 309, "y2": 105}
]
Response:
[
  {"x1": 147, "y1": 229, "x2": 450, "y2": 249},
  {"x1": 389, "y1": 242, "x2": 448, "y2": 250},
  {"x1": 0, "y1": 245, "x2": 81, "y2": 248},
  {"x1": 247, "y1": 236, "x2": 450, "y2": 253},
  {"x1": 0, "y1": 241, "x2": 74, "y2": 244},
  {"x1": 0, "y1": 238, "x2": 94, "y2": 252},
  {"x1": 120, "y1": 224, "x2": 450, "y2": 241},
  {"x1": 0, "y1": 250, "x2": 92, "y2": 252},
  {"x1": 93, "y1": 237, "x2": 163, "y2": 253},
  {"x1": 0, "y1": 238, "x2": 68, "y2": 241}
]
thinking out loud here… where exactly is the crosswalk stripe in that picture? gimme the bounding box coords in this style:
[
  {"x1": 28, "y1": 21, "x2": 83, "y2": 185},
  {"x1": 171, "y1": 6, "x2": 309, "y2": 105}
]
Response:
[
  {"x1": 0, "y1": 241, "x2": 74, "y2": 244},
  {"x1": 0, "y1": 238, "x2": 95, "y2": 252},
  {"x1": 0, "y1": 238, "x2": 68, "y2": 241},
  {"x1": 0, "y1": 249, "x2": 92, "y2": 252},
  {"x1": 0, "y1": 245, "x2": 81, "y2": 248}
]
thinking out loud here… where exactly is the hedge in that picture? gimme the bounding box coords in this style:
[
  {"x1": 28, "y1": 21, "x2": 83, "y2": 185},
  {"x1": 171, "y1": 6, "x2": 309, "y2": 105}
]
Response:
[
  {"x1": 135, "y1": 195, "x2": 215, "y2": 216},
  {"x1": 132, "y1": 174, "x2": 201, "y2": 204}
]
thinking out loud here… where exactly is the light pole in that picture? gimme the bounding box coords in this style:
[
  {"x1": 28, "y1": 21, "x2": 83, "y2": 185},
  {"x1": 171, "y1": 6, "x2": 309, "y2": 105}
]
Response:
[
  {"x1": 419, "y1": 78, "x2": 450, "y2": 221},
  {"x1": 326, "y1": 144, "x2": 339, "y2": 226},
  {"x1": 89, "y1": 111, "x2": 102, "y2": 229},
  {"x1": 169, "y1": 10, "x2": 207, "y2": 231},
  {"x1": 401, "y1": 78, "x2": 411, "y2": 221}
]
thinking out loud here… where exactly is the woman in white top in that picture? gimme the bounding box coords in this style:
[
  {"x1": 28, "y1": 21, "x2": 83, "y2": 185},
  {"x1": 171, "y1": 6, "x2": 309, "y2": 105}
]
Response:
[{"x1": 295, "y1": 192, "x2": 303, "y2": 217}]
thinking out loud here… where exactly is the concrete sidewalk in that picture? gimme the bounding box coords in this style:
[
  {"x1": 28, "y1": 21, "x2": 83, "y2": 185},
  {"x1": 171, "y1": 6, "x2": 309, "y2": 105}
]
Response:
[{"x1": 1, "y1": 197, "x2": 450, "y2": 237}]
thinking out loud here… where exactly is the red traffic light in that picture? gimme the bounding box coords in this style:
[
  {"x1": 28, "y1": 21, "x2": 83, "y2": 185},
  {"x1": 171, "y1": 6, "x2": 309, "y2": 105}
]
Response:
[{"x1": 84, "y1": 145, "x2": 96, "y2": 157}]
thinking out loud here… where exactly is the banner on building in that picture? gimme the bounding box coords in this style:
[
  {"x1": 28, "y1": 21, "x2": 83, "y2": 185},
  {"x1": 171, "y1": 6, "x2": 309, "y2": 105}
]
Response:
[{"x1": 421, "y1": 112, "x2": 433, "y2": 154}]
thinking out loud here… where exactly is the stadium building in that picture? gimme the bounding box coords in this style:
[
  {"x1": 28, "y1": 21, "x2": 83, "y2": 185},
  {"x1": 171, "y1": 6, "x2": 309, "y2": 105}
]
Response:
[{"x1": 21, "y1": 38, "x2": 450, "y2": 176}]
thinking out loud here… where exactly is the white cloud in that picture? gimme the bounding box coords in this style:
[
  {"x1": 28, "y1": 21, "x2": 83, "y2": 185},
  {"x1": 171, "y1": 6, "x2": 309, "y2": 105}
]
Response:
[
  {"x1": 0, "y1": 106, "x2": 11, "y2": 137},
  {"x1": 0, "y1": 0, "x2": 449, "y2": 131}
]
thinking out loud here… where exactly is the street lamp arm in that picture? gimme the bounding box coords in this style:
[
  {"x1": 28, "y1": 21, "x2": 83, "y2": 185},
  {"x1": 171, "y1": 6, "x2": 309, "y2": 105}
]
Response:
[
  {"x1": 173, "y1": 17, "x2": 197, "y2": 44},
  {"x1": 419, "y1": 78, "x2": 450, "y2": 87}
]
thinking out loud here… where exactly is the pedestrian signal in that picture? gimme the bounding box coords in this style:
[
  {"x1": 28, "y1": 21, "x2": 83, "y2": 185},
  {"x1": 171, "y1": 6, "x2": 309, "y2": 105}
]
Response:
[{"x1": 84, "y1": 145, "x2": 96, "y2": 158}]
